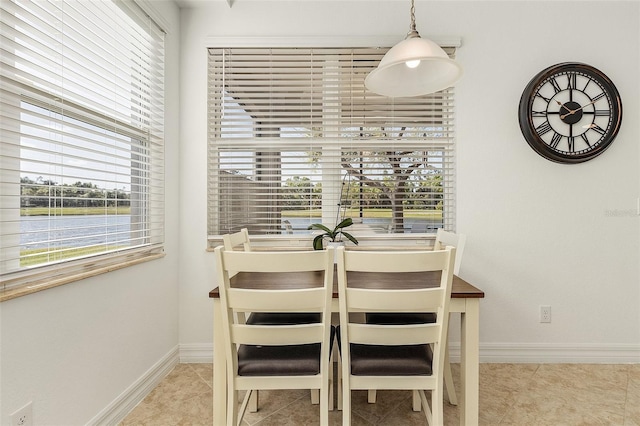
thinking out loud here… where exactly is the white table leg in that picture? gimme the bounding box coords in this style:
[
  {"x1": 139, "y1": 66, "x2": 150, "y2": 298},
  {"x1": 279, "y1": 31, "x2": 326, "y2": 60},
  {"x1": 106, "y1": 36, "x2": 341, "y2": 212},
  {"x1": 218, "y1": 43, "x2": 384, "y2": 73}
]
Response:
[
  {"x1": 459, "y1": 299, "x2": 479, "y2": 426},
  {"x1": 213, "y1": 299, "x2": 227, "y2": 425}
]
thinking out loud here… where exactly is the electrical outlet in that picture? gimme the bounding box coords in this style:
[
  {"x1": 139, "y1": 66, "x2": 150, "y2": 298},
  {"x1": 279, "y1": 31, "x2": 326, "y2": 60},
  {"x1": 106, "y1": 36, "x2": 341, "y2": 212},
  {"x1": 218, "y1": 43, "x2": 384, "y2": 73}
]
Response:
[
  {"x1": 10, "y1": 402, "x2": 32, "y2": 426},
  {"x1": 540, "y1": 305, "x2": 551, "y2": 323}
]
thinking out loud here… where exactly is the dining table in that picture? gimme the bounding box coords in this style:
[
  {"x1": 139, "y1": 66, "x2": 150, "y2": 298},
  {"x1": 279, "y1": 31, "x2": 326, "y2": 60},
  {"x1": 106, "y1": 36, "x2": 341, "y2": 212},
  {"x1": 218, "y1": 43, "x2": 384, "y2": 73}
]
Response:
[{"x1": 209, "y1": 266, "x2": 484, "y2": 426}]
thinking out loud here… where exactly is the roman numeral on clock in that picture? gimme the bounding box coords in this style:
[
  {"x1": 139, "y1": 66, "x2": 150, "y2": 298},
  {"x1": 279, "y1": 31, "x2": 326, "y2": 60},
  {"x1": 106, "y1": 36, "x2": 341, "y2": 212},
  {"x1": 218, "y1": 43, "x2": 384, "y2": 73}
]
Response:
[
  {"x1": 567, "y1": 73, "x2": 577, "y2": 90},
  {"x1": 550, "y1": 132, "x2": 562, "y2": 149},
  {"x1": 535, "y1": 121, "x2": 553, "y2": 135}
]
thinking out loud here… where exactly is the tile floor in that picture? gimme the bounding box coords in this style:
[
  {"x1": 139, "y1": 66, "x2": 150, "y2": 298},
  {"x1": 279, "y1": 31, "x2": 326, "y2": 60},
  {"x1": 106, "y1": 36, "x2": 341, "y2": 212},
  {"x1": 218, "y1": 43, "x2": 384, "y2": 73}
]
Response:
[{"x1": 121, "y1": 362, "x2": 640, "y2": 425}]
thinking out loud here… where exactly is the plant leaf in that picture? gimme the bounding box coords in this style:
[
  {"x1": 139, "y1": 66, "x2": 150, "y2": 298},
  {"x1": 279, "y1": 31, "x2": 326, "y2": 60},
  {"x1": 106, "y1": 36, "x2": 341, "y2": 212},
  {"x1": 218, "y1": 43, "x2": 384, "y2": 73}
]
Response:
[
  {"x1": 341, "y1": 231, "x2": 359, "y2": 245},
  {"x1": 312, "y1": 234, "x2": 325, "y2": 250},
  {"x1": 335, "y1": 217, "x2": 353, "y2": 230},
  {"x1": 308, "y1": 223, "x2": 332, "y2": 234}
]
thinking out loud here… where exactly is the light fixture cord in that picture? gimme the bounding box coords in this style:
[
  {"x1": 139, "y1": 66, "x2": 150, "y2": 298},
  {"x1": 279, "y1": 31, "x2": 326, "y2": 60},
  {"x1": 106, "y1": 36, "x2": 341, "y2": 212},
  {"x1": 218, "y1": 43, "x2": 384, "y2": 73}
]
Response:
[{"x1": 407, "y1": 0, "x2": 420, "y2": 38}]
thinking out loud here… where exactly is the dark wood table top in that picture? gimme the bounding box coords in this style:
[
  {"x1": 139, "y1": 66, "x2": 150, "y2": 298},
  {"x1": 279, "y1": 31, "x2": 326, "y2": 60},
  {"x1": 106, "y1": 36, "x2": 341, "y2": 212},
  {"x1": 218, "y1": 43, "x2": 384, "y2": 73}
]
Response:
[{"x1": 209, "y1": 269, "x2": 484, "y2": 299}]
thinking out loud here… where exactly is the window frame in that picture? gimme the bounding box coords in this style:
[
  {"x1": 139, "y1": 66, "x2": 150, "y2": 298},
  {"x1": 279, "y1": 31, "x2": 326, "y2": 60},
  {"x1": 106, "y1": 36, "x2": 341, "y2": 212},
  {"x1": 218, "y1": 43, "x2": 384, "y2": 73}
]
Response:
[
  {"x1": 206, "y1": 37, "x2": 460, "y2": 250},
  {"x1": 0, "y1": 0, "x2": 166, "y2": 301}
]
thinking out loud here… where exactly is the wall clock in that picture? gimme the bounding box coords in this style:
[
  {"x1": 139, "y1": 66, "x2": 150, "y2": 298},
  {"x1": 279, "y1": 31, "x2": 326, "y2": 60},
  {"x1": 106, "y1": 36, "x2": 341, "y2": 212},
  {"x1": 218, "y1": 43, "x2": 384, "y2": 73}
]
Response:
[{"x1": 518, "y1": 62, "x2": 622, "y2": 164}]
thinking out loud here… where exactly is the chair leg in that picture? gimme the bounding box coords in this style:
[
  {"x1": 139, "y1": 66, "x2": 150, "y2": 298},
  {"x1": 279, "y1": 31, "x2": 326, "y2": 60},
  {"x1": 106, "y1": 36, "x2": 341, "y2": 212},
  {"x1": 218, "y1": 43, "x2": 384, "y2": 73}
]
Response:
[
  {"x1": 412, "y1": 390, "x2": 421, "y2": 411},
  {"x1": 444, "y1": 346, "x2": 458, "y2": 406},
  {"x1": 248, "y1": 389, "x2": 258, "y2": 412},
  {"x1": 431, "y1": 384, "x2": 444, "y2": 426},
  {"x1": 311, "y1": 389, "x2": 320, "y2": 404},
  {"x1": 227, "y1": 387, "x2": 239, "y2": 426},
  {"x1": 443, "y1": 313, "x2": 458, "y2": 406},
  {"x1": 342, "y1": 388, "x2": 351, "y2": 426},
  {"x1": 418, "y1": 390, "x2": 433, "y2": 426},
  {"x1": 367, "y1": 389, "x2": 376, "y2": 403},
  {"x1": 320, "y1": 383, "x2": 329, "y2": 425},
  {"x1": 329, "y1": 372, "x2": 334, "y2": 411},
  {"x1": 341, "y1": 360, "x2": 351, "y2": 425},
  {"x1": 237, "y1": 390, "x2": 252, "y2": 426},
  {"x1": 337, "y1": 360, "x2": 343, "y2": 410}
]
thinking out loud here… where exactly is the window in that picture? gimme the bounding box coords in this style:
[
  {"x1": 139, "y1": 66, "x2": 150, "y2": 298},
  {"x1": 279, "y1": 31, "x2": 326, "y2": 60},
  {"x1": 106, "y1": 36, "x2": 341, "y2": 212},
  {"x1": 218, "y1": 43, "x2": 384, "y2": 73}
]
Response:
[
  {"x1": 207, "y1": 46, "x2": 456, "y2": 245},
  {"x1": 0, "y1": 0, "x2": 165, "y2": 299}
]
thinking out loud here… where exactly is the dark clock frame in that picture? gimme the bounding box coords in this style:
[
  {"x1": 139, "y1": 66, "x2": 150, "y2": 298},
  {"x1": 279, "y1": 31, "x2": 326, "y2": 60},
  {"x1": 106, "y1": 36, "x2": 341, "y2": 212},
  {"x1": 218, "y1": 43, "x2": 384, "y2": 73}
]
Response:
[{"x1": 518, "y1": 62, "x2": 622, "y2": 164}]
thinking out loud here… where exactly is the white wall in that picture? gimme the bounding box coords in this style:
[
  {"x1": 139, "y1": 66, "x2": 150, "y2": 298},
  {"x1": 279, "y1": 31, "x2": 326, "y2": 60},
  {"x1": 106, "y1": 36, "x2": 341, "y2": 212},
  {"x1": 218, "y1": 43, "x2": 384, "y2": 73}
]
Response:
[
  {"x1": 4, "y1": 1, "x2": 636, "y2": 423},
  {"x1": 179, "y1": 1, "x2": 640, "y2": 362},
  {"x1": 454, "y1": 1, "x2": 640, "y2": 359},
  {"x1": 0, "y1": 1, "x2": 182, "y2": 424}
]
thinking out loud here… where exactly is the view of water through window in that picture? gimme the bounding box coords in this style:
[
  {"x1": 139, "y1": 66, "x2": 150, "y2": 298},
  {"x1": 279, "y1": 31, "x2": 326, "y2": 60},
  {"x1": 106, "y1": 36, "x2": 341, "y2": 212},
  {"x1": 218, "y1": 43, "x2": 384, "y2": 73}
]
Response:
[{"x1": 20, "y1": 215, "x2": 132, "y2": 249}]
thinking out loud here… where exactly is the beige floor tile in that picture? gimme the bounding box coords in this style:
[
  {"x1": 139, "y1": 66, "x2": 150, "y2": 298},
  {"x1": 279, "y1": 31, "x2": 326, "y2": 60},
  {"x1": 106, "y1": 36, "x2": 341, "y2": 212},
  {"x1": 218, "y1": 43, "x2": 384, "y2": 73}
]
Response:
[
  {"x1": 189, "y1": 362, "x2": 214, "y2": 388},
  {"x1": 499, "y1": 364, "x2": 627, "y2": 426},
  {"x1": 122, "y1": 390, "x2": 213, "y2": 425},
  {"x1": 144, "y1": 364, "x2": 212, "y2": 405},
  {"x1": 120, "y1": 364, "x2": 212, "y2": 426},
  {"x1": 121, "y1": 362, "x2": 638, "y2": 425},
  {"x1": 238, "y1": 389, "x2": 309, "y2": 425},
  {"x1": 626, "y1": 365, "x2": 640, "y2": 426},
  {"x1": 246, "y1": 395, "x2": 348, "y2": 426},
  {"x1": 350, "y1": 389, "x2": 415, "y2": 424},
  {"x1": 477, "y1": 363, "x2": 538, "y2": 424}
]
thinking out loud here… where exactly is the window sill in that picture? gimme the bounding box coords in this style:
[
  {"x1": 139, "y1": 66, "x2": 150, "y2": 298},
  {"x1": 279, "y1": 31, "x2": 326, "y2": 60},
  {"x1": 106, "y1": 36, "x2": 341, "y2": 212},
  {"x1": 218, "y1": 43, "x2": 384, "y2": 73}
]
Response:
[
  {"x1": 0, "y1": 250, "x2": 165, "y2": 302},
  {"x1": 207, "y1": 233, "x2": 437, "y2": 251}
]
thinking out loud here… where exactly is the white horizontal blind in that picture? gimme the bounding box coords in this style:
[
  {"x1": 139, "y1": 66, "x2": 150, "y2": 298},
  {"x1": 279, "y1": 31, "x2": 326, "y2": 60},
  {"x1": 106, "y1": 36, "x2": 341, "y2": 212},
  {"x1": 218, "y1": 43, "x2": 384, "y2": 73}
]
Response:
[
  {"x1": 207, "y1": 47, "x2": 455, "y2": 241},
  {"x1": 0, "y1": 0, "x2": 165, "y2": 293}
]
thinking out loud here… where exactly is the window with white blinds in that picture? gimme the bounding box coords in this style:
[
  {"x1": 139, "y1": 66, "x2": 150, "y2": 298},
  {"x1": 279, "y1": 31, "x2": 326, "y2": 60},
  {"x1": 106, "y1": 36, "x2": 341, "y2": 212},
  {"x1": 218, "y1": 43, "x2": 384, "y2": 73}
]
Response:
[
  {"x1": 0, "y1": 0, "x2": 165, "y2": 299},
  {"x1": 207, "y1": 46, "x2": 455, "y2": 243}
]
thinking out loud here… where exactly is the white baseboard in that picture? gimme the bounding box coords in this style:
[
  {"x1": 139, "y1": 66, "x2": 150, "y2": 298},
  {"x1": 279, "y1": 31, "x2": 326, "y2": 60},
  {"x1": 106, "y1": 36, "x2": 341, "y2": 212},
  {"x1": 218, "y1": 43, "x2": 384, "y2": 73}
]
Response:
[
  {"x1": 178, "y1": 341, "x2": 640, "y2": 365},
  {"x1": 446, "y1": 342, "x2": 640, "y2": 364},
  {"x1": 88, "y1": 345, "x2": 180, "y2": 425},
  {"x1": 179, "y1": 342, "x2": 214, "y2": 363}
]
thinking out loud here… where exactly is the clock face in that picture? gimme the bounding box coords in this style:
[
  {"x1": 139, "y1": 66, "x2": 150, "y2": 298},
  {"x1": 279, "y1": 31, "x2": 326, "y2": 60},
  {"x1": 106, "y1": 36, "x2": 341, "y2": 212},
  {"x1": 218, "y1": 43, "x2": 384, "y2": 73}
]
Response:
[{"x1": 518, "y1": 62, "x2": 622, "y2": 164}]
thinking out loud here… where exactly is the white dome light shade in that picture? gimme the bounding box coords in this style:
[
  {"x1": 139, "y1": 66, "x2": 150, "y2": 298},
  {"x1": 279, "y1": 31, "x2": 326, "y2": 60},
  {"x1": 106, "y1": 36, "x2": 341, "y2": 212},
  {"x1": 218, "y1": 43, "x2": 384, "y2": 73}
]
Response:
[{"x1": 365, "y1": 37, "x2": 463, "y2": 98}]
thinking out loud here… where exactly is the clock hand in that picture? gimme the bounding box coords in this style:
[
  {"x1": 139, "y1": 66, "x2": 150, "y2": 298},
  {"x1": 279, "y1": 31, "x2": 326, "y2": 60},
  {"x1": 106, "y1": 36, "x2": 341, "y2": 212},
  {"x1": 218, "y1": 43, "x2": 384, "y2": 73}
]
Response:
[
  {"x1": 555, "y1": 100, "x2": 568, "y2": 110},
  {"x1": 577, "y1": 99, "x2": 597, "y2": 110},
  {"x1": 555, "y1": 100, "x2": 571, "y2": 114},
  {"x1": 560, "y1": 99, "x2": 599, "y2": 120}
]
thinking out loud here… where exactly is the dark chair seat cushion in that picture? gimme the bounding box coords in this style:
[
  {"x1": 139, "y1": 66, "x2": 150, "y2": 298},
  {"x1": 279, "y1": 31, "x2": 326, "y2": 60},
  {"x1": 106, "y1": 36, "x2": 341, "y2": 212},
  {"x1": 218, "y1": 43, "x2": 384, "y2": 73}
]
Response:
[
  {"x1": 350, "y1": 343, "x2": 433, "y2": 376},
  {"x1": 247, "y1": 312, "x2": 322, "y2": 325},
  {"x1": 237, "y1": 325, "x2": 335, "y2": 377},
  {"x1": 365, "y1": 312, "x2": 436, "y2": 325},
  {"x1": 335, "y1": 326, "x2": 433, "y2": 376},
  {"x1": 238, "y1": 343, "x2": 322, "y2": 376}
]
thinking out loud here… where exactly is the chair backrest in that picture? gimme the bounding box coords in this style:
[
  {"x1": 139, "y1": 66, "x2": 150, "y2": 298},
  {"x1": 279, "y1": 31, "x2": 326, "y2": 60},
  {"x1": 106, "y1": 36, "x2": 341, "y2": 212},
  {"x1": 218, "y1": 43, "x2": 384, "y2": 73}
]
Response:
[
  {"x1": 336, "y1": 246, "x2": 456, "y2": 377},
  {"x1": 214, "y1": 246, "x2": 335, "y2": 379},
  {"x1": 222, "y1": 228, "x2": 252, "y2": 252},
  {"x1": 433, "y1": 228, "x2": 466, "y2": 275}
]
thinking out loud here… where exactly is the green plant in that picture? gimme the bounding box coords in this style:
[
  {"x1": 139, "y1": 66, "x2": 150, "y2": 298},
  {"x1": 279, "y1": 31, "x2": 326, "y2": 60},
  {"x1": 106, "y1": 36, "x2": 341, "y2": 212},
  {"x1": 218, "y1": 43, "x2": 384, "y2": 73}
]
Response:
[{"x1": 308, "y1": 217, "x2": 359, "y2": 250}]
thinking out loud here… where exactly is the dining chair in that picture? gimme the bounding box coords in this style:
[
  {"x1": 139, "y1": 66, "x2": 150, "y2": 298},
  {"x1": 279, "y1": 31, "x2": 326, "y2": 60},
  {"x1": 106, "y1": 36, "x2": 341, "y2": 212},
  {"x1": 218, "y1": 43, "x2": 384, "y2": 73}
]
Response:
[
  {"x1": 336, "y1": 246, "x2": 456, "y2": 426},
  {"x1": 365, "y1": 228, "x2": 466, "y2": 408},
  {"x1": 214, "y1": 246, "x2": 335, "y2": 426},
  {"x1": 222, "y1": 229, "x2": 327, "y2": 410},
  {"x1": 222, "y1": 228, "x2": 252, "y2": 253},
  {"x1": 433, "y1": 228, "x2": 466, "y2": 276}
]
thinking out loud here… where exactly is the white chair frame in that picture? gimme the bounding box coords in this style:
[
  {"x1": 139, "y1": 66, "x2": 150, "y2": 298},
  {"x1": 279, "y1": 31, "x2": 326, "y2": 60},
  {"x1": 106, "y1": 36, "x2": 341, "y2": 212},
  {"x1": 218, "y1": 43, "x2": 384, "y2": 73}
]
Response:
[
  {"x1": 367, "y1": 228, "x2": 466, "y2": 409},
  {"x1": 338, "y1": 246, "x2": 456, "y2": 426},
  {"x1": 214, "y1": 246, "x2": 335, "y2": 426},
  {"x1": 221, "y1": 229, "x2": 328, "y2": 410}
]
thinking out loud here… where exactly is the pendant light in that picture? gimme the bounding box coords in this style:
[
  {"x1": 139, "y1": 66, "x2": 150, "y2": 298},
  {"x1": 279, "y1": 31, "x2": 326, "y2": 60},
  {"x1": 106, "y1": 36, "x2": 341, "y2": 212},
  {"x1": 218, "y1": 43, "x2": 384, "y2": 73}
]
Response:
[{"x1": 365, "y1": 0, "x2": 462, "y2": 97}]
